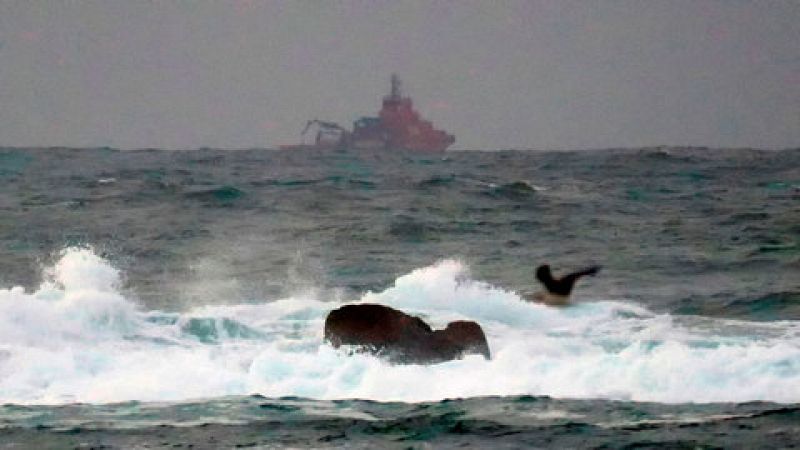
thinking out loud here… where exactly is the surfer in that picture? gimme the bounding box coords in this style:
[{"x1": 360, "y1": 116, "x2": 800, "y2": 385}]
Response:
[{"x1": 522, "y1": 264, "x2": 601, "y2": 306}]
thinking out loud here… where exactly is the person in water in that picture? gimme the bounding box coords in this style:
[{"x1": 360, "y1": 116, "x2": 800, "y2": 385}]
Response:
[{"x1": 522, "y1": 264, "x2": 601, "y2": 306}]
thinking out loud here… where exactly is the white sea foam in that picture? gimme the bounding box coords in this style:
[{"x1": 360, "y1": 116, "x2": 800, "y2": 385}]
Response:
[{"x1": 0, "y1": 248, "x2": 799, "y2": 405}]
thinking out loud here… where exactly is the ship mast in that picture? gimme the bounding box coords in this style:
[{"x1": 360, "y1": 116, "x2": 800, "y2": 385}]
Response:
[{"x1": 390, "y1": 73, "x2": 402, "y2": 100}]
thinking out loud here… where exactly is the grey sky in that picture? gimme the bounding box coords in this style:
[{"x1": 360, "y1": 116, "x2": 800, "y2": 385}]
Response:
[{"x1": 0, "y1": 0, "x2": 797, "y2": 150}]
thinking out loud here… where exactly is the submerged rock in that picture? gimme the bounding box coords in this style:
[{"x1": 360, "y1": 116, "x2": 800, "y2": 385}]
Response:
[{"x1": 323, "y1": 303, "x2": 490, "y2": 364}]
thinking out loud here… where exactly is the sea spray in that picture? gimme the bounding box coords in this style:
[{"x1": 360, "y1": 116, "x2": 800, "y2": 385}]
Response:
[{"x1": 0, "y1": 249, "x2": 798, "y2": 405}]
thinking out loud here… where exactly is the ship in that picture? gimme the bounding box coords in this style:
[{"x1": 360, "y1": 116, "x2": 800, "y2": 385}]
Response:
[{"x1": 282, "y1": 75, "x2": 455, "y2": 152}]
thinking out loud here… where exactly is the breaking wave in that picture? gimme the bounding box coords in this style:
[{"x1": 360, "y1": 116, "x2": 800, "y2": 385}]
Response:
[{"x1": 0, "y1": 248, "x2": 798, "y2": 405}]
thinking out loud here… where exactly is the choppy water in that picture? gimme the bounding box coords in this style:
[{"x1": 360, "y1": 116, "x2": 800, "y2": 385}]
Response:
[{"x1": 1, "y1": 146, "x2": 799, "y2": 448}]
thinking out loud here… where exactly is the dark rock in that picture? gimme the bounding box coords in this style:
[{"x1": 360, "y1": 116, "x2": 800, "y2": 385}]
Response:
[{"x1": 323, "y1": 303, "x2": 490, "y2": 364}]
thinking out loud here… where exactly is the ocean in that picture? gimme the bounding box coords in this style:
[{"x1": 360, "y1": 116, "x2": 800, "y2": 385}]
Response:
[{"x1": 0, "y1": 146, "x2": 798, "y2": 448}]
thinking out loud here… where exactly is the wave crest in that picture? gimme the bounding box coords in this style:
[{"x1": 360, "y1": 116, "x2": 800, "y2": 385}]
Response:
[{"x1": 0, "y1": 249, "x2": 798, "y2": 405}]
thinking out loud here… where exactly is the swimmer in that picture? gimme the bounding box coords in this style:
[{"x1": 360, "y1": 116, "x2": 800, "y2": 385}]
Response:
[{"x1": 522, "y1": 264, "x2": 601, "y2": 306}]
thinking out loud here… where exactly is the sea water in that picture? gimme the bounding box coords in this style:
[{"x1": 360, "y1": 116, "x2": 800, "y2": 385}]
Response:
[{"x1": 0, "y1": 147, "x2": 798, "y2": 447}]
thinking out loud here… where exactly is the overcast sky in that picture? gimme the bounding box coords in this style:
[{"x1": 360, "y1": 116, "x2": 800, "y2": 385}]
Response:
[{"x1": 0, "y1": 1, "x2": 797, "y2": 150}]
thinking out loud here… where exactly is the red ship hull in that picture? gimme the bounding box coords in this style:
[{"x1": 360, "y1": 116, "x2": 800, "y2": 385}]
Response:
[{"x1": 354, "y1": 75, "x2": 454, "y2": 152}]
